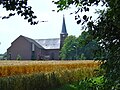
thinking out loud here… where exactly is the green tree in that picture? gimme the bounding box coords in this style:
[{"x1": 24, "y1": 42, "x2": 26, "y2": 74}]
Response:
[
  {"x1": 60, "y1": 31, "x2": 99, "y2": 60},
  {"x1": 90, "y1": 6, "x2": 120, "y2": 90},
  {"x1": 77, "y1": 31, "x2": 99, "y2": 60},
  {"x1": 3, "y1": 52, "x2": 7, "y2": 60},
  {"x1": 54, "y1": 0, "x2": 120, "y2": 89},
  {"x1": 0, "y1": 0, "x2": 38, "y2": 25},
  {"x1": 60, "y1": 35, "x2": 77, "y2": 60},
  {"x1": 88, "y1": 1, "x2": 120, "y2": 89}
]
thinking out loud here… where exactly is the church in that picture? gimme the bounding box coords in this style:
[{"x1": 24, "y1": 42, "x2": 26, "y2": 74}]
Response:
[{"x1": 7, "y1": 16, "x2": 68, "y2": 60}]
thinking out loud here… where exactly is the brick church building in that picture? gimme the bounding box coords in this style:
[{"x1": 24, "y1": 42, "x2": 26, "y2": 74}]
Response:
[{"x1": 7, "y1": 16, "x2": 68, "y2": 60}]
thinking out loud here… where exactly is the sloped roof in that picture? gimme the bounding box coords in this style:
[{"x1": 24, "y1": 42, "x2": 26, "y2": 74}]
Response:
[
  {"x1": 19, "y1": 35, "x2": 60, "y2": 49},
  {"x1": 14, "y1": 15, "x2": 68, "y2": 50},
  {"x1": 21, "y1": 36, "x2": 44, "y2": 49},
  {"x1": 35, "y1": 38, "x2": 60, "y2": 49}
]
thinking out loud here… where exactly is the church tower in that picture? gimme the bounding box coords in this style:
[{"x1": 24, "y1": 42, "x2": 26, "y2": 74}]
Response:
[{"x1": 60, "y1": 15, "x2": 68, "y2": 49}]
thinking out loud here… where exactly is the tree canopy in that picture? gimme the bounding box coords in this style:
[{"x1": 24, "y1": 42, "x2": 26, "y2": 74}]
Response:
[
  {"x1": 60, "y1": 31, "x2": 100, "y2": 60},
  {"x1": 60, "y1": 35, "x2": 77, "y2": 60},
  {"x1": 0, "y1": 0, "x2": 38, "y2": 25},
  {"x1": 53, "y1": 0, "x2": 120, "y2": 89}
]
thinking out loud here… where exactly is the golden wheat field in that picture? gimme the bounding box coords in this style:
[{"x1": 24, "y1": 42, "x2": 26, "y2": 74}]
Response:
[{"x1": 0, "y1": 60, "x2": 100, "y2": 77}]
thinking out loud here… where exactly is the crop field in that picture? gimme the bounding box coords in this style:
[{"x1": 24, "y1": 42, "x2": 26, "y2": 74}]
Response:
[
  {"x1": 0, "y1": 60, "x2": 99, "y2": 66},
  {"x1": 0, "y1": 60, "x2": 100, "y2": 77},
  {"x1": 0, "y1": 60, "x2": 101, "y2": 90}
]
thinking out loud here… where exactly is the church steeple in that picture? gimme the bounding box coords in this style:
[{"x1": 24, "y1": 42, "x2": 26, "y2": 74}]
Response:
[
  {"x1": 61, "y1": 15, "x2": 68, "y2": 34},
  {"x1": 60, "y1": 15, "x2": 68, "y2": 49}
]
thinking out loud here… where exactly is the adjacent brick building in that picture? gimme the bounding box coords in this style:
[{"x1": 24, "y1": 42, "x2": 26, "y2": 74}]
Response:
[{"x1": 7, "y1": 16, "x2": 68, "y2": 60}]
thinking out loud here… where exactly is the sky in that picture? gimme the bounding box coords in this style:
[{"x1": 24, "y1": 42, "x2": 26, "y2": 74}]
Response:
[{"x1": 0, "y1": 1, "x2": 101, "y2": 54}]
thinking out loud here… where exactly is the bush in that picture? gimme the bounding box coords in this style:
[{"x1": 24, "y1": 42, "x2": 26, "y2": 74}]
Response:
[{"x1": 78, "y1": 76, "x2": 104, "y2": 90}]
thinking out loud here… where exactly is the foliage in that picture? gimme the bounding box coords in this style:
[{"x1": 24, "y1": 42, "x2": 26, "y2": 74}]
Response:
[
  {"x1": 60, "y1": 31, "x2": 99, "y2": 60},
  {"x1": 52, "y1": 84, "x2": 78, "y2": 90},
  {"x1": 0, "y1": 55, "x2": 3, "y2": 60},
  {"x1": 78, "y1": 76, "x2": 104, "y2": 90},
  {"x1": 0, "y1": 52, "x2": 7, "y2": 60},
  {"x1": 60, "y1": 35, "x2": 77, "y2": 60},
  {"x1": 16, "y1": 54, "x2": 22, "y2": 60},
  {"x1": 77, "y1": 31, "x2": 99, "y2": 60},
  {"x1": 54, "y1": 0, "x2": 120, "y2": 89},
  {"x1": 3, "y1": 52, "x2": 7, "y2": 60},
  {"x1": 53, "y1": 76, "x2": 104, "y2": 90},
  {"x1": 0, "y1": 0, "x2": 38, "y2": 25},
  {"x1": 88, "y1": 0, "x2": 120, "y2": 89},
  {"x1": 79, "y1": 53, "x2": 86, "y2": 60},
  {"x1": 52, "y1": 0, "x2": 108, "y2": 26}
]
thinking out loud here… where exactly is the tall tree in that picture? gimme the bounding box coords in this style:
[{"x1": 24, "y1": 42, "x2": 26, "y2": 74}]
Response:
[
  {"x1": 77, "y1": 31, "x2": 99, "y2": 60},
  {"x1": 60, "y1": 31, "x2": 99, "y2": 60},
  {"x1": 53, "y1": 0, "x2": 120, "y2": 89},
  {"x1": 60, "y1": 35, "x2": 77, "y2": 60}
]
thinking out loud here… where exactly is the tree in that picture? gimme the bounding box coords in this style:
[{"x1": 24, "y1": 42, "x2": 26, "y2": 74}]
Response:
[
  {"x1": 77, "y1": 31, "x2": 99, "y2": 60},
  {"x1": 60, "y1": 35, "x2": 77, "y2": 60},
  {"x1": 52, "y1": 0, "x2": 108, "y2": 26},
  {"x1": 60, "y1": 31, "x2": 100, "y2": 60},
  {"x1": 0, "y1": 0, "x2": 38, "y2": 25},
  {"x1": 3, "y1": 52, "x2": 7, "y2": 60},
  {"x1": 53, "y1": 0, "x2": 120, "y2": 89},
  {"x1": 90, "y1": 5, "x2": 120, "y2": 90},
  {"x1": 88, "y1": 1, "x2": 120, "y2": 89}
]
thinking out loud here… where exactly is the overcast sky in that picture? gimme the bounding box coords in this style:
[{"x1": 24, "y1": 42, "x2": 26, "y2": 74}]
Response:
[{"x1": 0, "y1": 1, "x2": 101, "y2": 54}]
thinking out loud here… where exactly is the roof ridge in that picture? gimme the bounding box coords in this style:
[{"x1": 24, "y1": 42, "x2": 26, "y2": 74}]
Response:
[
  {"x1": 34, "y1": 38, "x2": 60, "y2": 49},
  {"x1": 20, "y1": 35, "x2": 44, "y2": 49},
  {"x1": 35, "y1": 38, "x2": 60, "y2": 40},
  {"x1": 16, "y1": 35, "x2": 60, "y2": 49}
]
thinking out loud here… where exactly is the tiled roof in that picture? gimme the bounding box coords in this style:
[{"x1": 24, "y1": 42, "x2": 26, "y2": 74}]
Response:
[{"x1": 35, "y1": 38, "x2": 60, "y2": 49}]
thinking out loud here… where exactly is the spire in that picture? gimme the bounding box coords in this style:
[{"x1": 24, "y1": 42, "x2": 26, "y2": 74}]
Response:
[{"x1": 61, "y1": 15, "x2": 68, "y2": 34}]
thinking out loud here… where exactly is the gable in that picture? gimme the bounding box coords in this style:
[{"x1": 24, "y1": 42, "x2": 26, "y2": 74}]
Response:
[
  {"x1": 9, "y1": 35, "x2": 60, "y2": 50},
  {"x1": 22, "y1": 36, "x2": 43, "y2": 49},
  {"x1": 11, "y1": 35, "x2": 29, "y2": 46}
]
